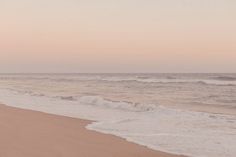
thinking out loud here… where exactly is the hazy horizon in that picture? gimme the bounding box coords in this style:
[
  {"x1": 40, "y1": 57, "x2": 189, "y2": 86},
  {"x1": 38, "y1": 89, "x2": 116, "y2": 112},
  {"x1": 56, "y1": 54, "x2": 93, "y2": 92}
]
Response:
[
  {"x1": 0, "y1": 72, "x2": 236, "y2": 75},
  {"x1": 1, "y1": 0, "x2": 235, "y2": 73}
]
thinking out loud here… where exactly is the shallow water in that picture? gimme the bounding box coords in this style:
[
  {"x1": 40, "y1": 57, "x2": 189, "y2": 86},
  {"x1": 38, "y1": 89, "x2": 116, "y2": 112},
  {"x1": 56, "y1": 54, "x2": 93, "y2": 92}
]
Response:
[{"x1": 0, "y1": 73, "x2": 235, "y2": 157}]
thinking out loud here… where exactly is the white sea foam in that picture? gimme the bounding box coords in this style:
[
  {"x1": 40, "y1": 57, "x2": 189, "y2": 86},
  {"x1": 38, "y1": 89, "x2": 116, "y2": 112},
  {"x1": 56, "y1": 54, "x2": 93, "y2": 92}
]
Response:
[{"x1": 0, "y1": 88, "x2": 235, "y2": 157}]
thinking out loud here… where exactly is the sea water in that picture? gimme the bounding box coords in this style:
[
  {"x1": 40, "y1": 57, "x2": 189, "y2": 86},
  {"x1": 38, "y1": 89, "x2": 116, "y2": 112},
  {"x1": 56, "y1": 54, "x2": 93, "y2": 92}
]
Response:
[{"x1": 0, "y1": 73, "x2": 235, "y2": 157}]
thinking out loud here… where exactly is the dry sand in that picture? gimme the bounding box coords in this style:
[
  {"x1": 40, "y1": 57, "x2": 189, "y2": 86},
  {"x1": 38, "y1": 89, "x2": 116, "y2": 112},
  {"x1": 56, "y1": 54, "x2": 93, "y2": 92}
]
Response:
[{"x1": 0, "y1": 104, "x2": 185, "y2": 157}]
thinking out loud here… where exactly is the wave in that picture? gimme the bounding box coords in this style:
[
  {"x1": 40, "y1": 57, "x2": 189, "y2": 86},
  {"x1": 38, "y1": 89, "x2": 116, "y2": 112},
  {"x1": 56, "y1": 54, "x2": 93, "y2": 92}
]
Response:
[
  {"x1": 100, "y1": 78, "x2": 236, "y2": 86},
  {"x1": 57, "y1": 96, "x2": 77, "y2": 101},
  {"x1": 78, "y1": 96, "x2": 156, "y2": 112},
  {"x1": 4, "y1": 87, "x2": 157, "y2": 112},
  {"x1": 1, "y1": 74, "x2": 236, "y2": 86},
  {"x1": 211, "y1": 76, "x2": 236, "y2": 81}
]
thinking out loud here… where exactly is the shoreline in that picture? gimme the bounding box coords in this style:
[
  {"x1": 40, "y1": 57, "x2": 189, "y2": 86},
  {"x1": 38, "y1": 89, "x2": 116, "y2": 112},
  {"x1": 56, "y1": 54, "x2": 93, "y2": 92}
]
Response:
[{"x1": 0, "y1": 104, "x2": 185, "y2": 157}]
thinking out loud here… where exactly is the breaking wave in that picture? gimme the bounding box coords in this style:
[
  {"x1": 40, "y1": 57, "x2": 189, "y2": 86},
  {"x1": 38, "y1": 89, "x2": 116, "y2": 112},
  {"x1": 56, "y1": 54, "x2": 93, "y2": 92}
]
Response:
[{"x1": 79, "y1": 96, "x2": 156, "y2": 112}]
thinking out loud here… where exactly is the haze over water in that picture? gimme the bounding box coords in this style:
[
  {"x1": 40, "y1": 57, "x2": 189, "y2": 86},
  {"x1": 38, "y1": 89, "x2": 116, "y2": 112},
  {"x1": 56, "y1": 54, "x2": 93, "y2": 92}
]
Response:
[{"x1": 0, "y1": 0, "x2": 236, "y2": 73}]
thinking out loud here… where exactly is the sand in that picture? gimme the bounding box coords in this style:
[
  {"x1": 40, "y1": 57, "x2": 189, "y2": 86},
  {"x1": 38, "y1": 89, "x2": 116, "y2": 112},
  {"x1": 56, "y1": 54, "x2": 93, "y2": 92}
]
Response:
[{"x1": 0, "y1": 104, "x2": 184, "y2": 157}]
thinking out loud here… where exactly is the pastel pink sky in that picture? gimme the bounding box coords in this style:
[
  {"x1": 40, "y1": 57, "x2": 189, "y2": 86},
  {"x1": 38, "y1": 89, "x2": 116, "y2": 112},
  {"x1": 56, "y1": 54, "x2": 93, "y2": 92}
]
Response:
[{"x1": 0, "y1": 0, "x2": 235, "y2": 73}]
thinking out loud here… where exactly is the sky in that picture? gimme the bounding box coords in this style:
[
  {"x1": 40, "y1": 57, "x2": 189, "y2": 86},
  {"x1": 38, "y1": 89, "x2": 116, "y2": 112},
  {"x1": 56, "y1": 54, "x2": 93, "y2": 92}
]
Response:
[{"x1": 0, "y1": 0, "x2": 235, "y2": 73}]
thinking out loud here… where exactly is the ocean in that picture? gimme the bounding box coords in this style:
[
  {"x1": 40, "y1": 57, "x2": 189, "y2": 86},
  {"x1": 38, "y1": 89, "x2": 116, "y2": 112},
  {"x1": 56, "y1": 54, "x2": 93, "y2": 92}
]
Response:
[{"x1": 0, "y1": 73, "x2": 235, "y2": 157}]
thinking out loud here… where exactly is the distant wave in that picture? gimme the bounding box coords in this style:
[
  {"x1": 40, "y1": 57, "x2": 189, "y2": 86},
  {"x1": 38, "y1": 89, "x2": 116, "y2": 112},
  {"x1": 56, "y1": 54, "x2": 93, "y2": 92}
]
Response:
[
  {"x1": 21, "y1": 77, "x2": 236, "y2": 86},
  {"x1": 57, "y1": 96, "x2": 77, "y2": 101},
  {"x1": 211, "y1": 76, "x2": 236, "y2": 81},
  {"x1": 1, "y1": 74, "x2": 236, "y2": 86},
  {"x1": 100, "y1": 78, "x2": 236, "y2": 86}
]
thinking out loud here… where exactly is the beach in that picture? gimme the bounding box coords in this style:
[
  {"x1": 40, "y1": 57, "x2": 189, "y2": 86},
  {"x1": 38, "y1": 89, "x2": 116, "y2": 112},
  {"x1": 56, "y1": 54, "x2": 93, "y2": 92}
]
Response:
[
  {"x1": 1, "y1": 0, "x2": 236, "y2": 156},
  {"x1": 0, "y1": 74, "x2": 235, "y2": 157},
  {"x1": 0, "y1": 104, "x2": 183, "y2": 157}
]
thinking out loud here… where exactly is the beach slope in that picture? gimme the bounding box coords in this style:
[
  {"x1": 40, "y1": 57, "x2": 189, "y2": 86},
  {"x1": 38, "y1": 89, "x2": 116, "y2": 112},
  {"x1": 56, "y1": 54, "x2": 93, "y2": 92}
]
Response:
[{"x1": 0, "y1": 104, "x2": 184, "y2": 157}]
